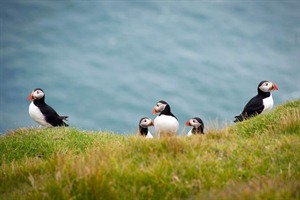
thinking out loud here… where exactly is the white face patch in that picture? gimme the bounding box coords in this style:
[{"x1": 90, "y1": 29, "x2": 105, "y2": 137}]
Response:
[
  {"x1": 32, "y1": 89, "x2": 45, "y2": 100},
  {"x1": 259, "y1": 81, "x2": 272, "y2": 92},
  {"x1": 140, "y1": 118, "x2": 153, "y2": 128},
  {"x1": 189, "y1": 118, "x2": 202, "y2": 128},
  {"x1": 154, "y1": 102, "x2": 167, "y2": 113}
]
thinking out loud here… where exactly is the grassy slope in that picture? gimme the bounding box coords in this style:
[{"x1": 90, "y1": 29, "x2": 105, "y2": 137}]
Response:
[{"x1": 0, "y1": 100, "x2": 299, "y2": 200}]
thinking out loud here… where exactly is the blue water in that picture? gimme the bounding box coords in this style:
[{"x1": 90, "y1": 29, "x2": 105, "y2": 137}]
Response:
[{"x1": 1, "y1": 1, "x2": 299, "y2": 134}]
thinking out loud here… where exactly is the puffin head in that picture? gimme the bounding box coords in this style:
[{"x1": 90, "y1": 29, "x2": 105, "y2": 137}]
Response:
[
  {"x1": 258, "y1": 81, "x2": 278, "y2": 93},
  {"x1": 28, "y1": 88, "x2": 45, "y2": 101},
  {"x1": 139, "y1": 117, "x2": 154, "y2": 128},
  {"x1": 152, "y1": 100, "x2": 169, "y2": 115},
  {"x1": 185, "y1": 117, "x2": 204, "y2": 134},
  {"x1": 185, "y1": 117, "x2": 204, "y2": 128}
]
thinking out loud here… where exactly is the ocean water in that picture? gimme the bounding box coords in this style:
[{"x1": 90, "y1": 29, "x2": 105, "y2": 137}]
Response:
[{"x1": 1, "y1": 1, "x2": 299, "y2": 134}]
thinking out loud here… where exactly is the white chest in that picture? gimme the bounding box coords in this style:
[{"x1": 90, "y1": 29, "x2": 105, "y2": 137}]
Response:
[
  {"x1": 262, "y1": 94, "x2": 274, "y2": 113},
  {"x1": 154, "y1": 115, "x2": 179, "y2": 137},
  {"x1": 146, "y1": 131, "x2": 154, "y2": 139},
  {"x1": 29, "y1": 102, "x2": 52, "y2": 127},
  {"x1": 187, "y1": 129, "x2": 193, "y2": 137}
]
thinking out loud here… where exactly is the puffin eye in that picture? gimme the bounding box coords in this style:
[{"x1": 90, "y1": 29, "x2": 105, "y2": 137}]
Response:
[
  {"x1": 266, "y1": 83, "x2": 268, "y2": 86},
  {"x1": 193, "y1": 120, "x2": 196, "y2": 123}
]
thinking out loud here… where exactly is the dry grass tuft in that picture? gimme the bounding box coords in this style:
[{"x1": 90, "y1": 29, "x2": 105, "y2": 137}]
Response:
[{"x1": 0, "y1": 100, "x2": 299, "y2": 199}]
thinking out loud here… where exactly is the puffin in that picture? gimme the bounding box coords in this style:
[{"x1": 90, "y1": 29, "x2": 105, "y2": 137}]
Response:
[
  {"x1": 28, "y1": 88, "x2": 68, "y2": 127},
  {"x1": 234, "y1": 80, "x2": 278, "y2": 122},
  {"x1": 152, "y1": 100, "x2": 179, "y2": 137},
  {"x1": 137, "y1": 117, "x2": 154, "y2": 139},
  {"x1": 185, "y1": 117, "x2": 204, "y2": 136}
]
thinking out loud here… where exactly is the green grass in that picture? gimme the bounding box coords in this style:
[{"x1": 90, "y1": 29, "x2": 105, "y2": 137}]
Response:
[{"x1": 1, "y1": 100, "x2": 299, "y2": 200}]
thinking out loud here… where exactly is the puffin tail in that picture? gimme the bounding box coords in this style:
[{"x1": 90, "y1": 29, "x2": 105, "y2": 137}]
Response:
[
  {"x1": 60, "y1": 116, "x2": 69, "y2": 127},
  {"x1": 234, "y1": 115, "x2": 244, "y2": 123},
  {"x1": 60, "y1": 116, "x2": 69, "y2": 121}
]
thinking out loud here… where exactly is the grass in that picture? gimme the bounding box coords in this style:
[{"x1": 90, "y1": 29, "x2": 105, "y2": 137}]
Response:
[{"x1": 0, "y1": 100, "x2": 299, "y2": 200}]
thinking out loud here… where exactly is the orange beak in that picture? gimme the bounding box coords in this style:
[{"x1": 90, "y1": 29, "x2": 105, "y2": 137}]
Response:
[
  {"x1": 185, "y1": 120, "x2": 191, "y2": 126},
  {"x1": 271, "y1": 83, "x2": 278, "y2": 90},
  {"x1": 152, "y1": 108, "x2": 157, "y2": 115},
  {"x1": 150, "y1": 120, "x2": 154, "y2": 126},
  {"x1": 28, "y1": 93, "x2": 33, "y2": 101}
]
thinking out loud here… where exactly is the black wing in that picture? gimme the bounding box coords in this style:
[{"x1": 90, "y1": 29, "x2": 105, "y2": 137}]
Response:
[
  {"x1": 39, "y1": 104, "x2": 68, "y2": 126},
  {"x1": 234, "y1": 95, "x2": 264, "y2": 122}
]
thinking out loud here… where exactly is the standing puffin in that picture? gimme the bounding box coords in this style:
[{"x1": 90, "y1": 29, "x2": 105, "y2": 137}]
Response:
[
  {"x1": 234, "y1": 80, "x2": 278, "y2": 122},
  {"x1": 185, "y1": 117, "x2": 204, "y2": 136},
  {"x1": 28, "y1": 88, "x2": 68, "y2": 127},
  {"x1": 152, "y1": 100, "x2": 179, "y2": 137},
  {"x1": 137, "y1": 117, "x2": 154, "y2": 139}
]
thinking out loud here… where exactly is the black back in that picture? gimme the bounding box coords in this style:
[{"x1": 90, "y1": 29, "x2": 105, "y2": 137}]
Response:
[
  {"x1": 33, "y1": 97, "x2": 68, "y2": 127},
  {"x1": 234, "y1": 91, "x2": 270, "y2": 122},
  {"x1": 158, "y1": 100, "x2": 177, "y2": 119}
]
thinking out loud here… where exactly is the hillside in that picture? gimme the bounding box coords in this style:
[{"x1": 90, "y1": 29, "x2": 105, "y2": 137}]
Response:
[{"x1": 0, "y1": 100, "x2": 299, "y2": 200}]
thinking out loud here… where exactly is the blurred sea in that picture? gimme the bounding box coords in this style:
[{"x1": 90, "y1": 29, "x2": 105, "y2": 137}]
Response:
[{"x1": 1, "y1": 1, "x2": 299, "y2": 134}]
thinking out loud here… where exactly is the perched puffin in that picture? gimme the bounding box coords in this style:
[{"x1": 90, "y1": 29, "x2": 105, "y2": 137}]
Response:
[
  {"x1": 152, "y1": 100, "x2": 179, "y2": 137},
  {"x1": 234, "y1": 80, "x2": 278, "y2": 122},
  {"x1": 185, "y1": 117, "x2": 204, "y2": 136},
  {"x1": 137, "y1": 117, "x2": 154, "y2": 139},
  {"x1": 28, "y1": 88, "x2": 68, "y2": 127}
]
